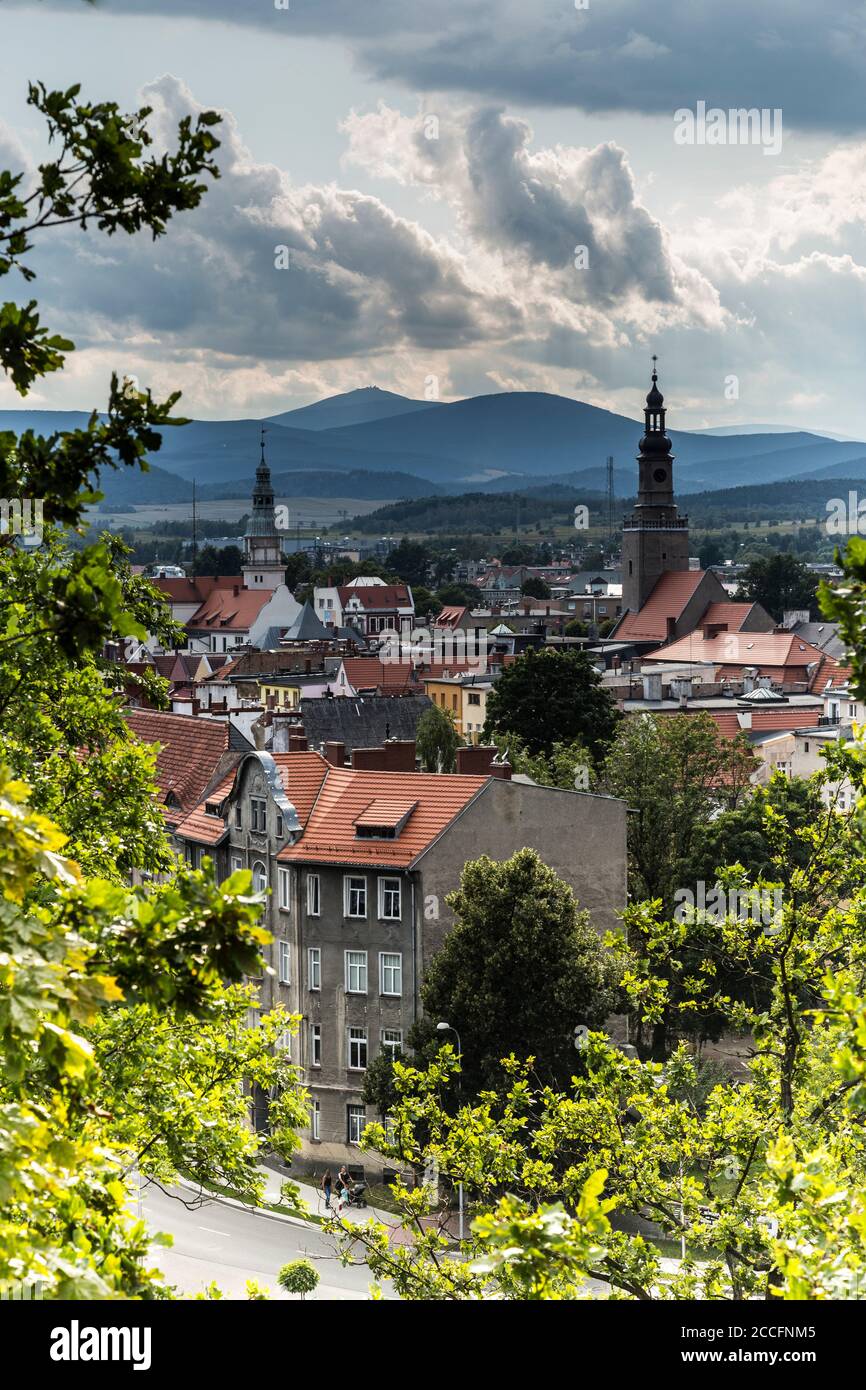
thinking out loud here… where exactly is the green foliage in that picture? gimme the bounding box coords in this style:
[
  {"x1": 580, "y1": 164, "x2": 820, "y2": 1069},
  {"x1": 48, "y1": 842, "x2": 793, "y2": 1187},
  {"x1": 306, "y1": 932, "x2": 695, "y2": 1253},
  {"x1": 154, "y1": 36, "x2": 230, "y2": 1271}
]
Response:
[
  {"x1": 418, "y1": 849, "x2": 624, "y2": 1095},
  {"x1": 193, "y1": 543, "x2": 242, "y2": 575},
  {"x1": 735, "y1": 552, "x2": 818, "y2": 621},
  {"x1": 416, "y1": 702, "x2": 460, "y2": 772},
  {"x1": 493, "y1": 732, "x2": 596, "y2": 791},
  {"x1": 483, "y1": 646, "x2": 620, "y2": 761},
  {"x1": 277, "y1": 1259, "x2": 320, "y2": 1298},
  {"x1": 520, "y1": 575, "x2": 551, "y2": 599},
  {"x1": 384, "y1": 538, "x2": 431, "y2": 587}
]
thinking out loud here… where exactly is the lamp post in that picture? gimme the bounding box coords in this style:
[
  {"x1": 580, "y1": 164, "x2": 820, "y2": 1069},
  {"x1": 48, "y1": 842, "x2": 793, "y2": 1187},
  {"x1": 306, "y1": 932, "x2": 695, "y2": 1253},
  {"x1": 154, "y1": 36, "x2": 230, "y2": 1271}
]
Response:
[{"x1": 436, "y1": 1021, "x2": 464, "y2": 1242}]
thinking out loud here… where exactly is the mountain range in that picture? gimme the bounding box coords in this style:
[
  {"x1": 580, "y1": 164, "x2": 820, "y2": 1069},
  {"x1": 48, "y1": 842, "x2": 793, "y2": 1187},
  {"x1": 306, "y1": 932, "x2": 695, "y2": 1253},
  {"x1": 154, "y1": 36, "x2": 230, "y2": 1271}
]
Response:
[{"x1": 3, "y1": 386, "x2": 865, "y2": 509}]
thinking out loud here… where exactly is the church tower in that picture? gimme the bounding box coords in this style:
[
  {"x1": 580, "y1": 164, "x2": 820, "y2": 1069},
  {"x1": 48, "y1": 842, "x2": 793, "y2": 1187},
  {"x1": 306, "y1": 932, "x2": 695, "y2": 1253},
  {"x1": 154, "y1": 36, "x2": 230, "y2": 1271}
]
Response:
[
  {"x1": 243, "y1": 430, "x2": 285, "y2": 590},
  {"x1": 620, "y1": 359, "x2": 690, "y2": 614}
]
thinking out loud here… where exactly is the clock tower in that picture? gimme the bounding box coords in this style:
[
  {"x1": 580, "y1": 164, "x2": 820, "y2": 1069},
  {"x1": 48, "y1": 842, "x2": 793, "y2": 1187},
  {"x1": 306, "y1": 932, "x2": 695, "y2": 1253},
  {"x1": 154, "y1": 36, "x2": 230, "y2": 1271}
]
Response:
[
  {"x1": 621, "y1": 360, "x2": 690, "y2": 614},
  {"x1": 243, "y1": 430, "x2": 285, "y2": 590}
]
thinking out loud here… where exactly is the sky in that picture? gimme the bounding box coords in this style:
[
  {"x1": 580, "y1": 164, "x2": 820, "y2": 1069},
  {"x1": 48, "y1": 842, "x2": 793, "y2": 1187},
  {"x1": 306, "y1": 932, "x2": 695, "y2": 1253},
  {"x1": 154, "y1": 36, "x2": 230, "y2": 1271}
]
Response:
[{"x1": 1, "y1": 0, "x2": 866, "y2": 434}]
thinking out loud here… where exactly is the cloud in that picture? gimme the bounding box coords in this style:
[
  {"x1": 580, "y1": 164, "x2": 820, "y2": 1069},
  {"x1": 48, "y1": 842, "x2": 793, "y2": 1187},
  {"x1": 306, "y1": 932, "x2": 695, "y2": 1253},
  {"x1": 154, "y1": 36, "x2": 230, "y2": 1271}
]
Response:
[{"x1": 21, "y1": 0, "x2": 866, "y2": 132}]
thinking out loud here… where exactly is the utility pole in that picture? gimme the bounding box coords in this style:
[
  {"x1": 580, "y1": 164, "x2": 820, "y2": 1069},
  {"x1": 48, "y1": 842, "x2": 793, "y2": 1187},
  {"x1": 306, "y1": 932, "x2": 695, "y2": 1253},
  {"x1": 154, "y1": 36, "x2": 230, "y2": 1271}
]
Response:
[{"x1": 606, "y1": 455, "x2": 615, "y2": 551}]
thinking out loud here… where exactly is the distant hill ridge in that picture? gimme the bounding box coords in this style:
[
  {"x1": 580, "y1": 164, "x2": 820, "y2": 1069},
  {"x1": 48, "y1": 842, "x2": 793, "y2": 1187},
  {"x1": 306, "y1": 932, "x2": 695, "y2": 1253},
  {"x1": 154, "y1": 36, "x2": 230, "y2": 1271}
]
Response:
[{"x1": 2, "y1": 385, "x2": 862, "y2": 504}]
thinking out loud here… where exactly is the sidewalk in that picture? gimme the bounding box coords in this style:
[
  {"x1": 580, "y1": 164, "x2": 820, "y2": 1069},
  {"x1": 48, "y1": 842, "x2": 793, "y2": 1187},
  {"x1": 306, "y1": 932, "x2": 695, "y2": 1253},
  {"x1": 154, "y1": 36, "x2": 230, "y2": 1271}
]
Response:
[{"x1": 258, "y1": 1165, "x2": 397, "y2": 1229}]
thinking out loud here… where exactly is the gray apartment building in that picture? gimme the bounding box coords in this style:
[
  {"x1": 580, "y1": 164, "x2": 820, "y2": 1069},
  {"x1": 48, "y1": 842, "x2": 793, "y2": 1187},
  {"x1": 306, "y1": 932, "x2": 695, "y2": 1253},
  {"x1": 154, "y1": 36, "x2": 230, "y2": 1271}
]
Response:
[{"x1": 174, "y1": 741, "x2": 627, "y2": 1174}]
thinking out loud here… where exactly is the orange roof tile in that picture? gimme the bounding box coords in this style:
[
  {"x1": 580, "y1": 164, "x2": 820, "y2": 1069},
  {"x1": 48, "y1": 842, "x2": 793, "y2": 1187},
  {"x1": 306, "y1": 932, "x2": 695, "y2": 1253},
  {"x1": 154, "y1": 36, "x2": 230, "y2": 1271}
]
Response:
[
  {"x1": 279, "y1": 767, "x2": 488, "y2": 867},
  {"x1": 338, "y1": 584, "x2": 413, "y2": 610},
  {"x1": 700, "y1": 602, "x2": 762, "y2": 631},
  {"x1": 645, "y1": 630, "x2": 827, "y2": 671},
  {"x1": 123, "y1": 710, "x2": 234, "y2": 825},
  {"x1": 615, "y1": 571, "x2": 706, "y2": 641},
  {"x1": 188, "y1": 587, "x2": 272, "y2": 631},
  {"x1": 174, "y1": 751, "x2": 329, "y2": 844}
]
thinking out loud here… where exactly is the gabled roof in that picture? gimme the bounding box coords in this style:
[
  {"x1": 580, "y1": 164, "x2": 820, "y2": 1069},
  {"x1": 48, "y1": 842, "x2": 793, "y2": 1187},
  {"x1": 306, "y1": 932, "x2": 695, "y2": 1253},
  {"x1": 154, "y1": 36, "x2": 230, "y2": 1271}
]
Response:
[
  {"x1": 278, "y1": 767, "x2": 488, "y2": 868},
  {"x1": 152, "y1": 575, "x2": 243, "y2": 605},
  {"x1": 645, "y1": 629, "x2": 828, "y2": 675},
  {"x1": 299, "y1": 693, "x2": 432, "y2": 753},
  {"x1": 123, "y1": 709, "x2": 241, "y2": 826},
  {"x1": 188, "y1": 587, "x2": 272, "y2": 631},
  {"x1": 614, "y1": 571, "x2": 707, "y2": 641},
  {"x1": 700, "y1": 602, "x2": 767, "y2": 631},
  {"x1": 338, "y1": 583, "x2": 413, "y2": 610},
  {"x1": 282, "y1": 601, "x2": 332, "y2": 642},
  {"x1": 175, "y1": 751, "x2": 329, "y2": 845}
]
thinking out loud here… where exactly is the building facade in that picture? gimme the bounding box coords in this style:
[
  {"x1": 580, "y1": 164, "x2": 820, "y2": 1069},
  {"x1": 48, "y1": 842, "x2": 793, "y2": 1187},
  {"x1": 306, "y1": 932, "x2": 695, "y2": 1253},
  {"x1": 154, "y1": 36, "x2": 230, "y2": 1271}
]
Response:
[
  {"x1": 621, "y1": 362, "x2": 691, "y2": 615},
  {"x1": 175, "y1": 748, "x2": 628, "y2": 1173}
]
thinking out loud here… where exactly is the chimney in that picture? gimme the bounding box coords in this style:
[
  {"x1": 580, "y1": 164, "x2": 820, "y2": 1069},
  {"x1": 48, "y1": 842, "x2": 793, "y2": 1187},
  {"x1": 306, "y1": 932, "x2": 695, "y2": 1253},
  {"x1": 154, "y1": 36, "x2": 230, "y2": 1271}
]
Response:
[
  {"x1": 382, "y1": 740, "x2": 416, "y2": 772},
  {"x1": 702, "y1": 621, "x2": 727, "y2": 641},
  {"x1": 233, "y1": 584, "x2": 240, "y2": 597},
  {"x1": 352, "y1": 746, "x2": 389, "y2": 770},
  {"x1": 665, "y1": 616, "x2": 676, "y2": 642},
  {"x1": 190, "y1": 697, "x2": 200, "y2": 716},
  {"x1": 272, "y1": 714, "x2": 291, "y2": 752},
  {"x1": 456, "y1": 745, "x2": 511, "y2": 779},
  {"x1": 642, "y1": 672, "x2": 662, "y2": 702},
  {"x1": 323, "y1": 740, "x2": 346, "y2": 767},
  {"x1": 288, "y1": 733, "x2": 308, "y2": 751}
]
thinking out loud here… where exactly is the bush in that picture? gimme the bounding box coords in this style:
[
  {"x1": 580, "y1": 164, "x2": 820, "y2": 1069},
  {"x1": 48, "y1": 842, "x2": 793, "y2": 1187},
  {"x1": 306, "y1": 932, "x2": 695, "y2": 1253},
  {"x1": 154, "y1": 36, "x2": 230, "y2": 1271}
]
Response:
[{"x1": 277, "y1": 1259, "x2": 320, "y2": 1299}]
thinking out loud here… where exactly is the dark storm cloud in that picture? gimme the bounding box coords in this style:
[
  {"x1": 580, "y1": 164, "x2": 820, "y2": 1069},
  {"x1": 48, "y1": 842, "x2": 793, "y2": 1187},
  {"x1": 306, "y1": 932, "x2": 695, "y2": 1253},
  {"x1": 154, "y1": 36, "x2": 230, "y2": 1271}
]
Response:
[{"x1": 21, "y1": 0, "x2": 866, "y2": 132}]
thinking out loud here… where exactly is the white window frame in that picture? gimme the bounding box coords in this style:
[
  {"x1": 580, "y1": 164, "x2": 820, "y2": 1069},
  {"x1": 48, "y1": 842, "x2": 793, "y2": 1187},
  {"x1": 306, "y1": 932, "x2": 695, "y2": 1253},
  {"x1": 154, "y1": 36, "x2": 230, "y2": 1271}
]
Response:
[
  {"x1": 276, "y1": 1029, "x2": 292, "y2": 1053},
  {"x1": 379, "y1": 952, "x2": 402, "y2": 998},
  {"x1": 278, "y1": 939, "x2": 291, "y2": 984},
  {"x1": 307, "y1": 873, "x2": 321, "y2": 917},
  {"x1": 381, "y1": 1028, "x2": 403, "y2": 1056},
  {"x1": 250, "y1": 796, "x2": 267, "y2": 833},
  {"x1": 311, "y1": 1099, "x2": 320, "y2": 1141},
  {"x1": 310, "y1": 1023, "x2": 321, "y2": 1068},
  {"x1": 348, "y1": 1027, "x2": 368, "y2": 1071},
  {"x1": 378, "y1": 876, "x2": 401, "y2": 920},
  {"x1": 344, "y1": 875, "x2": 367, "y2": 918},
  {"x1": 345, "y1": 950, "x2": 368, "y2": 995},
  {"x1": 277, "y1": 866, "x2": 291, "y2": 912},
  {"x1": 231, "y1": 854, "x2": 243, "y2": 874},
  {"x1": 347, "y1": 1104, "x2": 367, "y2": 1145},
  {"x1": 308, "y1": 946, "x2": 321, "y2": 991},
  {"x1": 252, "y1": 860, "x2": 268, "y2": 897}
]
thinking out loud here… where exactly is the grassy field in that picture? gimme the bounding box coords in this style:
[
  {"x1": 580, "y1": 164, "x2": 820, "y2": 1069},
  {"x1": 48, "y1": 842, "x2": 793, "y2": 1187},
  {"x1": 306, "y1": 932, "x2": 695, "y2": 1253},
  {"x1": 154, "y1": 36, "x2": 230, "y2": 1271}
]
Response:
[{"x1": 91, "y1": 496, "x2": 390, "y2": 531}]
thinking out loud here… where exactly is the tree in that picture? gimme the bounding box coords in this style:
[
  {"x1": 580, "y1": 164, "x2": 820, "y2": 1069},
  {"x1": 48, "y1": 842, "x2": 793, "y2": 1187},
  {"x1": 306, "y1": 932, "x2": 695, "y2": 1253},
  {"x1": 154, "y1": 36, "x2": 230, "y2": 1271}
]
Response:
[
  {"x1": 436, "y1": 581, "x2": 483, "y2": 608},
  {"x1": 193, "y1": 542, "x2": 242, "y2": 575},
  {"x1": 698, "y1": 534, "x2": 725, "y2": 568},
  {"x1": 417, "y1": 849, "x2": 624, "y2": 1096},
  {"x1": 0, "y1": 81, "x2": 309, "y2": 1298},
  {"x1": 284, "y1": 551, "x2": 312, "y2": 591},
  {"x1": 483, "y1": 647, "x2": 620, "y2": 762},
  {"x1": 521, "y1": 575, "x2": 551, "y2": 599},
  {"x1": 416, "y1": 703, "x2": 459, "y2": 772},
  {"x1": 385, "y1": 538, "x2": 431, "y2": 587},
  {"x1": 602, "y1": 712, "x2": 757, "y2": 908},
  {"x1": 735, "y1": 552, "x2": 818, "y2": 620},
  {"x1": 492, "y1": 732, "x2": 596, "y2": 791},
  {"x1": 412, "y1": 585, "x2": 442, "y2": 622},
  {"x1": 277, "y1": 1259, "x2": 320, "y2": 1300}
]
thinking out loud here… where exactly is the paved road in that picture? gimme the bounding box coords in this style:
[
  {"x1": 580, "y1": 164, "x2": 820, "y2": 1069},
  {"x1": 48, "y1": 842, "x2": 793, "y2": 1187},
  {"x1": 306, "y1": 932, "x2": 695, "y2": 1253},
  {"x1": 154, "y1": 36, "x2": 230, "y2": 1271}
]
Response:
[{"x1": 140, "y1": 1182, "x2": 388, "y2": 1300}]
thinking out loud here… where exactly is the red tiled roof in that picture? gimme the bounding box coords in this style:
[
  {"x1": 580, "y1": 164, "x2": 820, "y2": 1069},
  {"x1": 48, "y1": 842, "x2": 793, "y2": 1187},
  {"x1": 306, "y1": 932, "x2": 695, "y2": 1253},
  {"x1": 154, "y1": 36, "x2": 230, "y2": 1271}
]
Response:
[
  {"x1": 645, "y1": 630, "x2": 827, "y2": 672},
  {"x1": 152, "y1": 576, "x2": 243, "y2": 605},
  {"x1": 338, "y1": 584, "x2": 413, "y2": 610},
  {"x1": 279, "y1": 767, "x2": 488, "y2": 867},
  {"x1": 123, "y1": 709, "x2": 234, "y2": 825},
  {"x1": 821, "y1": 664, "x2": 853, "y2": 690},
  {"x1": 340, "y1": 657, "x2": 474, "y2": 693},
  {"x1": 615, "y1": 571, "x2": 707, "y2": 641},
  {"x1": 700, "y1": 602, "x2": 762, "y2": 631},
  {"x1": 175, "y1": 751, "x2": 329, "y2": 845},
  {"x1": 188, "y1": 587, "x2": 272, "y2": 632},
  {"x1": 654, "y1": 706, "x2": 823, "y2": 739},
  {"x1": 433, "y1": 606, "x2": 467, "y2": 629}
]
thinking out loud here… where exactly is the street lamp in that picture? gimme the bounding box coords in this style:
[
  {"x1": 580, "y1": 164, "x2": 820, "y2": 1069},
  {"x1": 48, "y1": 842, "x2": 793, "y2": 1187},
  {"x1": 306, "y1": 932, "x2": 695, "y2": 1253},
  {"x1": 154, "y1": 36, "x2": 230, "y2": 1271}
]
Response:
[{"x1": 436, "y1": 1021, "x2": 464, "y2": 1241}]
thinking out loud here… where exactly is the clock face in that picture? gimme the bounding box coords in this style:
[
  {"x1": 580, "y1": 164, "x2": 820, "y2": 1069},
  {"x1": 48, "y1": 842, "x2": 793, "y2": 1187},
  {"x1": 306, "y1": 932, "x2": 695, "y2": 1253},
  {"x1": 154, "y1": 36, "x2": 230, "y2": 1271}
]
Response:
[{"x1": 653, "y1": 468, "x2": 667, "y2": 484}]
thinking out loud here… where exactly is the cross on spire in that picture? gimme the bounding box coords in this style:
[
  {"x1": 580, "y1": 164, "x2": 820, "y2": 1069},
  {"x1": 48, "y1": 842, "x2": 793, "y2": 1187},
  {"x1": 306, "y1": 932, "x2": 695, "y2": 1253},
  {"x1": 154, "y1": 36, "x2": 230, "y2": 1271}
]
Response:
[{"x1": 260, "y1": 425, "x2": 268, "y2": 464}]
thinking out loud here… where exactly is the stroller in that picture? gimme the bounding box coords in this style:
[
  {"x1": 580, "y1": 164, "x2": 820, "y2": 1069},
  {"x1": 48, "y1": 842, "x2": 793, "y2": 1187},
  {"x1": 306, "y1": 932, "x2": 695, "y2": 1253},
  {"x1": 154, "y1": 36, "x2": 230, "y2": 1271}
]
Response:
[{"x1": 343, "y1": 1180, "x2": 368, "y2": 1209}]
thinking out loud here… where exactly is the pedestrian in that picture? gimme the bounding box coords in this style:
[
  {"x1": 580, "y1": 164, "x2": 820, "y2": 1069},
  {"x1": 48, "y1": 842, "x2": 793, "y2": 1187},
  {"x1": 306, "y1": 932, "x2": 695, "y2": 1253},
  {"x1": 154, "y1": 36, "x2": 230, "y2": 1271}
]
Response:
[{"x1": 321, "y1": 1168, "x2": 332, "y2": 1211}]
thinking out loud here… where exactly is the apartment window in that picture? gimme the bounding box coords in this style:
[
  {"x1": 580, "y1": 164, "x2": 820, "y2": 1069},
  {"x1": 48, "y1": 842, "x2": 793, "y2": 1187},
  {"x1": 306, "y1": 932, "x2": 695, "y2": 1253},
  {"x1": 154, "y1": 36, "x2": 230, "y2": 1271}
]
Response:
[
  {"x1": 278, "y1": 939, "x2": 291, "y2": 984},
  {"x1": 252, "y1": 861, "x2": 268, "y2": 896},
  {"x1": 310, "y1": 1023, "x2": 321, "y2": 1067},
  {"x1": 348, "y1": 1027, "x2": 368, "y2": 1071},
  {"x1": 235, "y1": 804, "x2": 242, "y2": 828},
  {"x1": 251, "y1": 797, "x2": 267, "y2": 833},
  {"x1": 380, "y1": 952, "x2": 402, "y2": 997},
  {"x1": 344, "y1": 875, "x2": 367, "y2": 918},
  {"x1": 308, "y1": 946, "x2": 321, "y2": 991},
  {"x1": 381, "y1": 1028, "x2": 403, "y2": 1056},
  {"x1": 307, "y1": 873, "x2": 321, "y2": 916},
  {"x1": 231, "y1": 854, "x2": 243, "y2": 874},
  {"x1": 347, "y1": 1104, "x2": 367, "y2": 1145},
  {"x1": 276, "y1": 1029, "x2": 291, "y2": 1053},
  {"x1": 278, "y1": 866, "x2": 291, "y2": 912},
  {"x1": 468, "y1": 692, "x2": 481, "y2": 706},
  {"x1": 850, "y1": 702, "x2": 857, "y2": 718},
  {"x1": 311, "y1": 1100, "x2": 321, "y2": 1141},
  {"x1": 378, "y1": 877, "x2": 401, "y2": 920},
  {"x1": 345, "y1": 950, "x2": 368, "y2": 995},
  {"x1": 276, "y1": 812, "x2": 284, "y2": 838}
]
